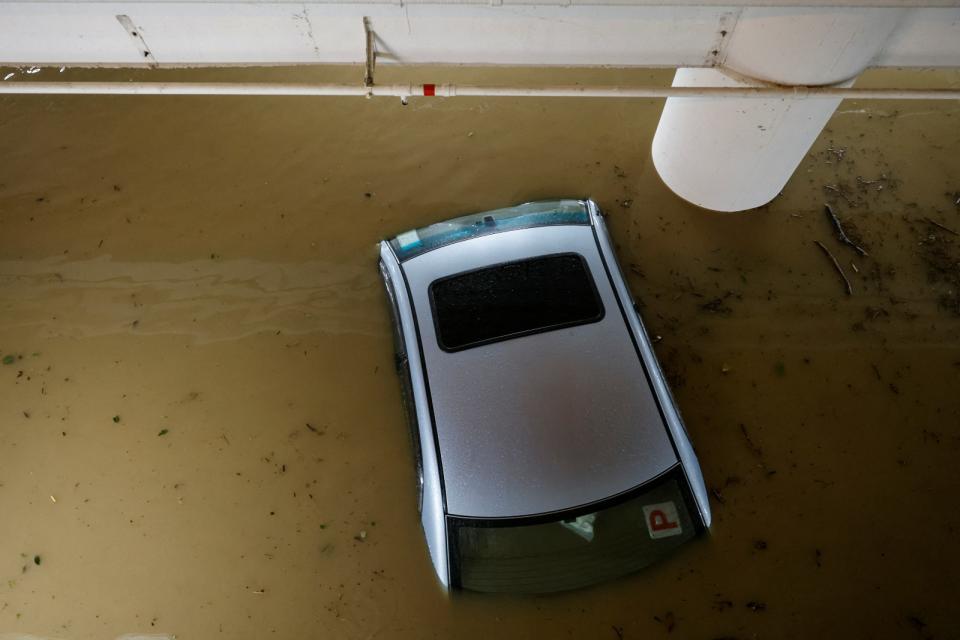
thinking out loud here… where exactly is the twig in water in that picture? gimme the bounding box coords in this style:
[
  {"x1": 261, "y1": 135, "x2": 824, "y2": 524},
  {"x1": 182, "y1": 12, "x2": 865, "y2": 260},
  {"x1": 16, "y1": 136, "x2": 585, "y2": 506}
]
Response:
[
  {"x1": 824, "y1": 184, "x2": 857, "y2": 207},
  {"x1": 824, "y1": 205, "x2": 868, "y2": 256},
  {"x1": 924, "y1": 217, "x2": 958, "y2": 236},
  {"x1": 814, "y1": 240, "x2": 853, "y2": 296}
]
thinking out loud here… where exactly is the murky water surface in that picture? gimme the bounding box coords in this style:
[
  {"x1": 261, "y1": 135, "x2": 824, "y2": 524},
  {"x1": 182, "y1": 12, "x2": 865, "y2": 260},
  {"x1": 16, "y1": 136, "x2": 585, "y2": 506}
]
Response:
[{"x1": 1, "y1": 66, "x2": 958, "y2": 639}]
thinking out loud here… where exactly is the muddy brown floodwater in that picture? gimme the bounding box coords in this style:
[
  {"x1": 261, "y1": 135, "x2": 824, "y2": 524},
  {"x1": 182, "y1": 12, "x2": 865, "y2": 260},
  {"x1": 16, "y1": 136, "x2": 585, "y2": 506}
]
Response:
[{"x1": 0, "y1": 65, "x2": 958, "y2": 640}]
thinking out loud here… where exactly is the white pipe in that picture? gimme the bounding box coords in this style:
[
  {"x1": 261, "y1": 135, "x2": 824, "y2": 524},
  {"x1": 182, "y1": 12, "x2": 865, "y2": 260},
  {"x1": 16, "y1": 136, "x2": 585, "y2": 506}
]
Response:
[{"x1": 0, "y1": 81, "x2": 958, "y2": 100}]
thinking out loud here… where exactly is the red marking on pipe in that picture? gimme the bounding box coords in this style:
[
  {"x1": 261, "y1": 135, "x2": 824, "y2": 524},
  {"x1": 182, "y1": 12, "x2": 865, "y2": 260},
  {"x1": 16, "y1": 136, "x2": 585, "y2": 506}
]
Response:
[{"x1": 423, "y1": 83, "x2": 436, "y2": 97}]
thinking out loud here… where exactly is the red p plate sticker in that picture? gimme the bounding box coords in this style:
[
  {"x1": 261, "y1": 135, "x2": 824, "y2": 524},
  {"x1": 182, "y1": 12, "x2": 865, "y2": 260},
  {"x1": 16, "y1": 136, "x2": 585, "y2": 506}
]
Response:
[{"x1": 643, "y1": 501, "x2": 682, "y2": 539}]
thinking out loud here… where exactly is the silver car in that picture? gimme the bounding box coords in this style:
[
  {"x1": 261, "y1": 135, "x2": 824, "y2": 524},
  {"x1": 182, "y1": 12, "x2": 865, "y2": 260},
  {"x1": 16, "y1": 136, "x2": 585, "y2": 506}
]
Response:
[{"x1": 378, "y1": 199, "x2": 711, "y2": 593}]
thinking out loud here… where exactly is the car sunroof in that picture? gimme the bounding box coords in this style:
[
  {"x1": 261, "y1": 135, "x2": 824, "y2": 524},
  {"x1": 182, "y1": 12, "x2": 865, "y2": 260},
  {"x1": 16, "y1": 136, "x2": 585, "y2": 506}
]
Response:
[{"x1": 429, "y1": 253, "x2": 605, "y2": 352}]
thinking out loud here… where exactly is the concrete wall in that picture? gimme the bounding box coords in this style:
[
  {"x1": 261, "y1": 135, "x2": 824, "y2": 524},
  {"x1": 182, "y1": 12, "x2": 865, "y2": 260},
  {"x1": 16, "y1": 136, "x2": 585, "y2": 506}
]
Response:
[{"x1": 2, "y1": 2, "x2": 959, "y2": 68}]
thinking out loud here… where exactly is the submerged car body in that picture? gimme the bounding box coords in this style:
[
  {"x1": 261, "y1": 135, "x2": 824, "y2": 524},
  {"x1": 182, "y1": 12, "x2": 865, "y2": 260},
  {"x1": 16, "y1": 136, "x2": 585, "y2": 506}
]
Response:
[{"x1": 378, "y1": 199, "x2": 711, "y2": 593}]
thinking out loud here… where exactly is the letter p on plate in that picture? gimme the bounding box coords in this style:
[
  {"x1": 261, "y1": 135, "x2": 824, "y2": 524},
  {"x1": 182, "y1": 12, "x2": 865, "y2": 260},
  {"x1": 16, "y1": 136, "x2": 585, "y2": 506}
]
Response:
[{"x1": 643, "y1": 501, "x2": 682, "y2": 539}]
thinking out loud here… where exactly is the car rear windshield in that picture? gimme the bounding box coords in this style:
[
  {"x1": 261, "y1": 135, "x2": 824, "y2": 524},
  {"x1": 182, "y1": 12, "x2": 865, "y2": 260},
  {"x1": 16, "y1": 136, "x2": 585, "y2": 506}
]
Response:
[
  {"x1": 429, "y1": 253, "x2": 604, "y2": 352},
  {"x1": 450, "y1": 468, "x2": 699, "y2": 593},
  {"x1": 388, "y1": 200, "x2": 589, "y2": 262}
]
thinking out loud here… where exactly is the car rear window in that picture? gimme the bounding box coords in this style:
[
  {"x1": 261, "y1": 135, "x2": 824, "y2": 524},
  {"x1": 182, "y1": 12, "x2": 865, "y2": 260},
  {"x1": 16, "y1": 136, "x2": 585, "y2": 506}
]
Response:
[
  {"x1": 450, "y1": 468, "x2": 700, "y2": 593},
  {"x1": 429, "y1": 253, "x2": 604, "y2": 352}
]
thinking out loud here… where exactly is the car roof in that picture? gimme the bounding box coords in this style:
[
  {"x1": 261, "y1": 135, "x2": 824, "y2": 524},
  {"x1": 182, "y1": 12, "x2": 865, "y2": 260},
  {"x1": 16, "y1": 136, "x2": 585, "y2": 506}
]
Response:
[{"x1": 399, "y1": 223, "x2": 679, "y2": 519}]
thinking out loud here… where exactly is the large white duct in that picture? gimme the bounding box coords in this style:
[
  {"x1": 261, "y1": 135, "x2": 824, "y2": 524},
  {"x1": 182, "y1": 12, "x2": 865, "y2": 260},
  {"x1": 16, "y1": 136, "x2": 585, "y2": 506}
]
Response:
[{"x1": 652, "y1": 8, "x2": 908, "y2": 212}]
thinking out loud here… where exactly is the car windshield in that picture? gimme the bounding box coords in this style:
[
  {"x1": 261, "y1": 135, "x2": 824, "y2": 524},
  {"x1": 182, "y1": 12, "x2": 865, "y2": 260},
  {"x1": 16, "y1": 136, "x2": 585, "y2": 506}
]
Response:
[
  {"x1": 450, "y1": 468, "x2": 699, "y2": 593},
  {"x1": 429, "y1": 253, "x2": 604, "y2": 352}
]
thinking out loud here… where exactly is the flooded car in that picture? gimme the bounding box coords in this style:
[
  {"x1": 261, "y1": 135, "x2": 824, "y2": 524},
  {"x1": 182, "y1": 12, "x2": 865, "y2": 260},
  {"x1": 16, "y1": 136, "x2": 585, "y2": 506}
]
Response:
[{"x1": 378, "y1": 199, "x2": 711, "y2": 593}]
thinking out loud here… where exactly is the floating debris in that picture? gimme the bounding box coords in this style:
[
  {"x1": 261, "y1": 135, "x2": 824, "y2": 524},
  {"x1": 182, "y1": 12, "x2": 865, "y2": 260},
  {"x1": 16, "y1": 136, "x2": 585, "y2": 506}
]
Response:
[
  {"x1": 2, "y1": 355, "x2": 15, "y2": 365},
  {"x1": 814, "y1": 240, "x2": 853, "y2": 296},
  {"x1": 855, "y1": 174, "x2": 889, "y2": 192},
  {"x1": 112, "y1": 415, "x2": 121, "y2": 423},
  {"x1": 824, "y1": 204, "x2": 868, "y2": 256},
  {"x1": 713, "y1": 598, "x2": 734, "y2": 612},
  {"x1": 700, "y1": 298, "x2": 733, "y2": 315},
  {"x1": 158, "y1": 429, "x2": 169, "y2": 436},
  {"x1": 824, "y1": 184, "x2": 857, "y2": 207},
  {"x1": 906, "y1": 615, "x2": 927, "y2": 631},
  {"x1": 924, "y1": 216, "x2": 958, "y2": 237},
  {"x1": 652, "y1": 611, "x2": 675, "y2": 633},
  {"x1": 916, "y1": 219, "x2": 960, "y2": 315},
  {"x1": 826, "y1": 145, "x2": 846, "y2": 162},
  {"x1": 3, "y1": 72, "x2": 14, "y2": 81}
]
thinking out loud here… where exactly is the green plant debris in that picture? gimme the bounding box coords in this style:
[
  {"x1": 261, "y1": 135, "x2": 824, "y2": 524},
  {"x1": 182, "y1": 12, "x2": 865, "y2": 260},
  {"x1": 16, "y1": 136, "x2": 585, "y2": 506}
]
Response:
[
  {"x1": 774, "y1": 362, "x2": 786, "y2": 377},
  {"x1": 2, "y1": 355, "x2": 15, "y2": 365},
  {"x1": 112, "y1": 415, "x2": 121, "y2": 423},
  {"x1": 158, "y1": 429, "x2": 169, "y2": 436},
  {"x1": 33, "y1": 555, "x2": 40, "y2": 566}
]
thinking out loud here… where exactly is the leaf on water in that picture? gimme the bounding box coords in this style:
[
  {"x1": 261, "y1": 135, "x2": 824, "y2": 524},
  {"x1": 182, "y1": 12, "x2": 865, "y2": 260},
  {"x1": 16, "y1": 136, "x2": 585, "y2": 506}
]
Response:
[
  {"x1": 33, "y1": 555, "x2": 40, "y2": 566},
  {"x1": 158, "y1": 429, "x2": 169, "y2": 436},
  {"x1": 774, "y1": 362, "x2": 786, "y2": 377},
  {"x1": 112, "y1": 415, "x2": 120, "y2": 423},
  {"x1": 2, "y1": 355, "x2": 15, "y2": 365}
]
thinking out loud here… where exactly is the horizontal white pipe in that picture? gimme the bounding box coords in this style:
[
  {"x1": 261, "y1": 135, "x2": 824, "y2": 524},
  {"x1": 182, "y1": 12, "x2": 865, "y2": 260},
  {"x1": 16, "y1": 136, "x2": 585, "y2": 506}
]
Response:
[
  {"x1": 0, "y1": 81, "x2": 958, "y2": 100},
  {"x1": 8, "y1": 0, "x2": 959, "y2": 5}
]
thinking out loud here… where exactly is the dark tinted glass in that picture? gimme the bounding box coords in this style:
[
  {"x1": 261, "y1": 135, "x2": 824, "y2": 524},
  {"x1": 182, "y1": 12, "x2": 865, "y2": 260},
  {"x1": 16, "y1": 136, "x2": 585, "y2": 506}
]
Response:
[
  {"x1": 429, "y1": 253, "x2": 604, "y2": 352},
  {"x1": 453, "y1": 470, "x2": 698, "y2": 593}
]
